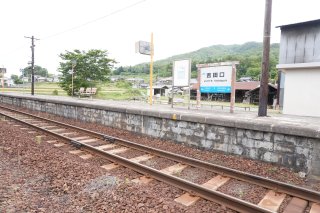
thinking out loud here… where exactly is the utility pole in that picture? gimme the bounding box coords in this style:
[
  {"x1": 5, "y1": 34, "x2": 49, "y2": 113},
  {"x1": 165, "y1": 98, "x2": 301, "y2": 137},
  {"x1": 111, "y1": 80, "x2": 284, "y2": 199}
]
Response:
[
  {"x1": 258, "y1": 0, "x2": 272, "y2": 116},
  {"x1": 25, "y1": 36, "x2": 39, "y2": 95}
]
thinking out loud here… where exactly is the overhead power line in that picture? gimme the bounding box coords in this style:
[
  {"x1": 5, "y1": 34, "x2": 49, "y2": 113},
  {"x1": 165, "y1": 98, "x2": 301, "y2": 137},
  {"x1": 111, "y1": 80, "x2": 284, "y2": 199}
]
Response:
[{"x1": 42, "y1": 0, "x2": 147, "y2": 40}]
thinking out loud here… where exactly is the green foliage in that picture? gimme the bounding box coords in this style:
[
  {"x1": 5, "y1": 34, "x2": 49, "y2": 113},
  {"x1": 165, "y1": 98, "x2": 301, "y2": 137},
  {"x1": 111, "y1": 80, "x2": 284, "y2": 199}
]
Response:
[
  {"x1": 58, "y1": 49, "x2": 116, "y2": 95},
  {"x1": 52, "y1": 89, "x2": 59, "y2": 95},
  {"x1": 113, "y1": 66, "x2": 124, "y2": 75},
  {"x1": 116, "y1": 42, "x2": 279, "y2": 81},
  {"x1": 116, "y1": 80, "x2": 132, "y2": 89},
  {"x1": 125, "y1": 88, "x2": 141, "y2": 97},
  {"x1": 21, "y1": 65, "x2": 49, "y2": 78},
  {"x1": 10, "y1": 74, "x2": 23, "y2": 84}
]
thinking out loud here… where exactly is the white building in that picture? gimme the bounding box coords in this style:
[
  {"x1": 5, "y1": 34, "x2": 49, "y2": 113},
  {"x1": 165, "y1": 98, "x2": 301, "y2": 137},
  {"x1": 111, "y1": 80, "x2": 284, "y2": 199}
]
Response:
[
  {"x1": 0, "y1": 78, "x2": 15, "y2": 87},
  {"x1": 22, "y1": 77, "x2": 29, "y2": 82},
  {"x1": 277, "y1": 19, "x2": 320, "y2": 117},
  {"x1": 52, "y1": 75, "x2": 61, "y2": 82}
]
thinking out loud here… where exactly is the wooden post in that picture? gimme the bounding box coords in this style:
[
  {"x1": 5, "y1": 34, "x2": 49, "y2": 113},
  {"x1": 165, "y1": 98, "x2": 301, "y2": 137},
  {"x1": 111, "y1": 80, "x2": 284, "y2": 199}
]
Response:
[
  {"x1": 230, "y1": 64, "x2": 236, "y2": 113},
  {"x1": 188, "y1": 87, "x2": 191, "y2": 110},
  {"x1": 71, "y1": 65, "x2": 75, "y2": 96},
  {"x1": 196, "y1": 67, "x2": 201, "y2": 108},
  {"x1": 258, "y1": 0, "x2": 272, "y2": 116},
  {"x1": 187, "y1": 59, "x2": 191, "y2": 110},
  {"x1": 0, "y1": 69, "x2": 5, "y2": 92},
  {"x1": 171, "y1": 69, "x2": 174, "y2": 108},
  {"x1": 276, "y1": 70, "x2": 281, "y2": 108},
  {"x1": 149, "y1": 33, "x2": 154, "y2": 105}
]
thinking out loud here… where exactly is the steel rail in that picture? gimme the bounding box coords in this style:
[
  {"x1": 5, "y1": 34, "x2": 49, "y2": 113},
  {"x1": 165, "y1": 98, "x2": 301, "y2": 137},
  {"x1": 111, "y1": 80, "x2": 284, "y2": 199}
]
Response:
[
  {"x1": 0, "y1": 108, "x2": 274, "y2": 213},
  {"x1": 0, "y1": 105, "x2": 319, "y2": 204}
]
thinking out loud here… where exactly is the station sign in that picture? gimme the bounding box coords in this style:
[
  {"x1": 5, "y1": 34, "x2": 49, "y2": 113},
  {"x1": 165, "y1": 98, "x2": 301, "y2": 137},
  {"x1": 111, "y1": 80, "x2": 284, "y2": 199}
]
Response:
[{"x1": 200, "y1": 65, "x2": 232, "y2": 93}]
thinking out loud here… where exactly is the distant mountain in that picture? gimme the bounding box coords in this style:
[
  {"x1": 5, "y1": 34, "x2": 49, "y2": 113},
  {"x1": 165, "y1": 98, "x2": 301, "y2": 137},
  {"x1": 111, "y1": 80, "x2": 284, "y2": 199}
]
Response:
[{"x1": 115, "y1": 42, "x2": 280, "y2": 80}]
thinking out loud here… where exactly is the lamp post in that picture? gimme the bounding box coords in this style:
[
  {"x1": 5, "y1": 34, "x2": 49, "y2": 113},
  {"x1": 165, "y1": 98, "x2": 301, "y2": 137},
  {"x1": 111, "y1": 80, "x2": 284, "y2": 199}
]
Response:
[{"x1": 71, "y1": 60, "x2": 77, "y2": 96}]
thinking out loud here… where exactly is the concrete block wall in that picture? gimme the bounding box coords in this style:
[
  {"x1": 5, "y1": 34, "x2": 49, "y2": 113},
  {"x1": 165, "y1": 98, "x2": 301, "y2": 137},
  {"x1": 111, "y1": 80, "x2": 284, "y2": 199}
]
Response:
[
  {"x1": 1, "y1": 94, "x2": 319, "y2": 178},
  {"x1": 138, "y1": 117, "x2": 314, "y2": 174}
]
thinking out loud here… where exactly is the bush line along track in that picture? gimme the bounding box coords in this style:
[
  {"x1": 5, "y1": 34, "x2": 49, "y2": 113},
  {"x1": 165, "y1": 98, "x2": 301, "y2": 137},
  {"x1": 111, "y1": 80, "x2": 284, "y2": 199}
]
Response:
[{"x1": 0, "y1": 104, "x2": 319, "y2": 213}]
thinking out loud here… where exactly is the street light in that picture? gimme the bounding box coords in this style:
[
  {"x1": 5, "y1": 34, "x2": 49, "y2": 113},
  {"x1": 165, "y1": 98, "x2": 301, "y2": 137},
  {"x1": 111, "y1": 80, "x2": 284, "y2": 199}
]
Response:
[{"x1": 71, "y1": 60, "x2": 77, "y2": 96}]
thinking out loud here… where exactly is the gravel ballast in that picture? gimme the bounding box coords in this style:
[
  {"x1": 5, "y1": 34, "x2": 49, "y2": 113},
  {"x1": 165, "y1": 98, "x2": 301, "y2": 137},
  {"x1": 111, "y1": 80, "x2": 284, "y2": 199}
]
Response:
[
  {"x1": 0, "y1": 118, "x2": 235, "y2": 212},
  {"x1": 1, "y1": 104, "x2": 320, "y2": 212}
]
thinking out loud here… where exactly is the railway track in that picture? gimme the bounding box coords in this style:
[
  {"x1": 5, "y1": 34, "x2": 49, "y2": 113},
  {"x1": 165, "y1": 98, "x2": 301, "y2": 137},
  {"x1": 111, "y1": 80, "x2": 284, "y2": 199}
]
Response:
[{"x1": 0, "y1": 104, "x2": 319, "y2": 213}]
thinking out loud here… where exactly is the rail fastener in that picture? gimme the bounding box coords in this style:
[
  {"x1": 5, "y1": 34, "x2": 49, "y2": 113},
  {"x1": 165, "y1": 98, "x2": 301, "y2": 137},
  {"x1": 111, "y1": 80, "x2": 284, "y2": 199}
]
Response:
[
  {"x1": 70, "y1": 140, "x2": 83, "y2": 148},
  {"x1": 103, "y1": 135, "x2": 116, "y2": 143}
]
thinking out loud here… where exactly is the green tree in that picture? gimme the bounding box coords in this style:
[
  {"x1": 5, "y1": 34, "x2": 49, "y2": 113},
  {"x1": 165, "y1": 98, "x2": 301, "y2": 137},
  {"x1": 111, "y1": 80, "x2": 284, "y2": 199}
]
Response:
[
  {"x1": 246, "y1": 67, "x2": 261, "y2": 80},
  {"x1": 58, "y1": 49, "x2": 116, "y2": 95},
  {"x1": 120, "y1": 42, "x2": 279, "y2": 82},
  {"x1": 114, "y1": 66, "x2": 124, "y2": 75},
  {"x1": 11, "y1": 74, "x2": 23, "y2": 84},
  {"x1": 21, "y1": 65, "x2": 49, "y2": 78}
]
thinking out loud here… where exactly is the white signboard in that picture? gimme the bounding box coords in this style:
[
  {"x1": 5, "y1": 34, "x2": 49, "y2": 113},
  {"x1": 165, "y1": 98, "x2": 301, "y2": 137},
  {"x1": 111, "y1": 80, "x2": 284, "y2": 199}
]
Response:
[
  {"x1": 173, "y1": 59, "x2": 191, "y2": 87},
  {"x1": 200, "y1": 66, "x2": 232, "y2": 93}
]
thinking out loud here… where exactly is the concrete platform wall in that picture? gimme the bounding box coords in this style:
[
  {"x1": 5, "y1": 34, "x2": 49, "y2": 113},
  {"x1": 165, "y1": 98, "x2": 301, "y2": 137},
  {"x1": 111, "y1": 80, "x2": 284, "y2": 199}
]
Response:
[{"x1": 1, "y1": 94, "x2": 320, "y2": 178}]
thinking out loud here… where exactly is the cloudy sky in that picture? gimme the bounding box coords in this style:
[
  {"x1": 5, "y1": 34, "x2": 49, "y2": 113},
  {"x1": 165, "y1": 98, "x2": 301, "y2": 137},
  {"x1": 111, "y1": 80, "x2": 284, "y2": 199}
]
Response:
[{"x1": 0, "y1": 0, "x2": 319, "y2": 76}]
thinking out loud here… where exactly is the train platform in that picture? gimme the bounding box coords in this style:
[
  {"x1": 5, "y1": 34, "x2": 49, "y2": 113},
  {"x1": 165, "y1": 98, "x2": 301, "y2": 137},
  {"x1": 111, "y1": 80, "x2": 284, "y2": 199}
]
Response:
[{"x1": 1, "y1": 92, "x2": 320, "y2": 139}]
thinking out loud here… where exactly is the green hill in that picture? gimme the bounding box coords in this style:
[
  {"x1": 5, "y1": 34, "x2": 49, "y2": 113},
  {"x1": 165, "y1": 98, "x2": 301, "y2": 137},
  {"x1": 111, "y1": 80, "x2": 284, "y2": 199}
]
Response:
[{"x1": 115, "y1": 42, "x2": 279, "y2": 81}]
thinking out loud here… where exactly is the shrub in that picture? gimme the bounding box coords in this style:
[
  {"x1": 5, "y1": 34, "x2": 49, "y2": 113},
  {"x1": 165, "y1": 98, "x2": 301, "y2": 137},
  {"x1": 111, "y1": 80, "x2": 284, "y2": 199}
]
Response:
[
  {"x1": 52, "y1": 89, "x2": 59, "y2": 95},
  {"x1": 116, "y1": 80, "x2": 132, "y2": 89},
  {"x1": 125, "y1": 89, "x2": 141, "y2": 97}
]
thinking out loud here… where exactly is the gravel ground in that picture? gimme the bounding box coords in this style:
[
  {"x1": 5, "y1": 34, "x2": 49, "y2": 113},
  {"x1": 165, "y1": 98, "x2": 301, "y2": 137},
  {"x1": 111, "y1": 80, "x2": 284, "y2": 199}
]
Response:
[
  {"x1": 217, "y1": 179, "x2": 268, "y2": 204},
  {"x1": 140, "y1": 157, "x2": 176, "y2": 170},
  {"x1": 0, "y1": 119, "x2": 235, "y2": 212},
  {"x1": 86, "y1": 154, "x2": 112, "y2": 167},
  {"x1": 174, "y1": 167, "x2": 216, "y2": 185},
  {"x1": 116, "y1": 149, "x2": 146, "y2": 159}
]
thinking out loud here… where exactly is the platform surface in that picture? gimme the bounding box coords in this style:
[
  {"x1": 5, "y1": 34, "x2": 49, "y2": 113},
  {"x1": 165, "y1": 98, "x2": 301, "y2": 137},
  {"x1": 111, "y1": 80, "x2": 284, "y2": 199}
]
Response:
[{"x1": 1, "y1": 93, "x2": 320, "y2": 138}]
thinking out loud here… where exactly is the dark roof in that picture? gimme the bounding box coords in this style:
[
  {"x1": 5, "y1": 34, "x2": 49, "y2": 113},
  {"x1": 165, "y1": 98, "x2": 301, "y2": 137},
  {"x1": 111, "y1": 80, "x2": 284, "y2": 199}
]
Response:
[
  {"x1": 235, "y1": 81, "x2": 260, "y2": 90},
  {"x1": 276, "y1": 19, "x2": 320, "y2": 29},
  {"x1": 249, "y1": 83, "x2": 277, "y2": 92}
]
